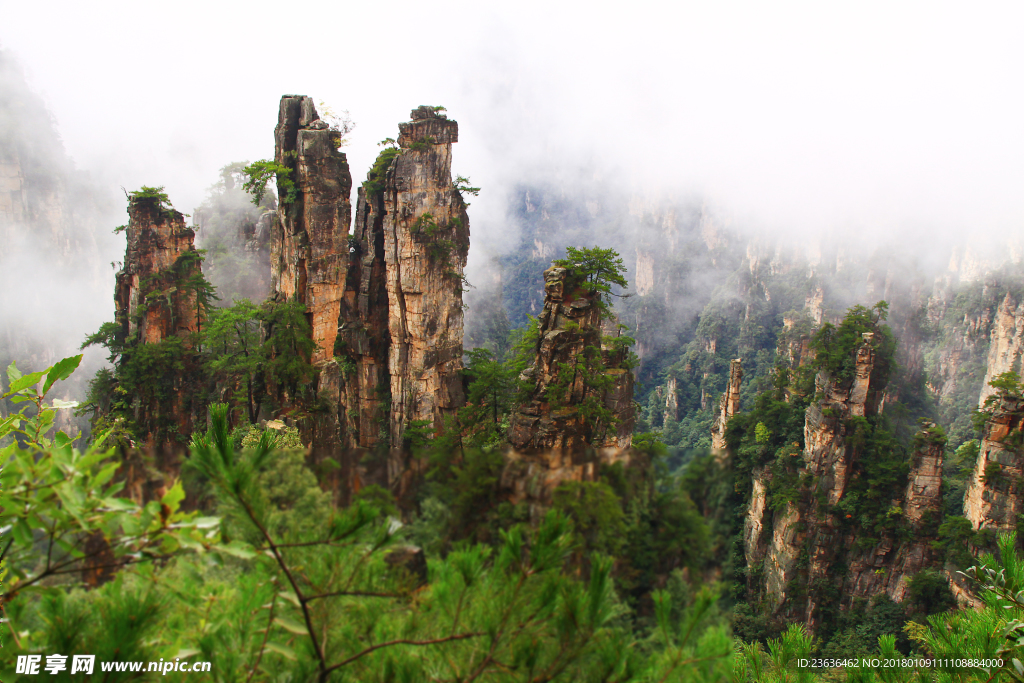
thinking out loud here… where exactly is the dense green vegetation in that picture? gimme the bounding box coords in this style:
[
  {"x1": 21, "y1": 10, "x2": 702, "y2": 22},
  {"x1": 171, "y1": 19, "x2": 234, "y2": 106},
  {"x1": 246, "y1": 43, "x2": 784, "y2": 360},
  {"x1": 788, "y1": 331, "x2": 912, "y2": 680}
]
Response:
[
  {"x1": 5, "y1": 354, "x2": 1024, "y2": 681},
  {"x1": 81, "y1": 297, "x2": 315, "y2": 440},
  {"x1": 8, "y1": 169, "x2": 1024, "y2": 678}
]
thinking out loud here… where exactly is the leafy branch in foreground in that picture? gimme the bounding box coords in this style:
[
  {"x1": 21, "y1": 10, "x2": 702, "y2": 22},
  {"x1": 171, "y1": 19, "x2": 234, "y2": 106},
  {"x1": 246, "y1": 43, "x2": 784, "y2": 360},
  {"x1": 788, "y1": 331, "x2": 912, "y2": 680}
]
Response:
[
  {"x1": 0, "y1": 355, "x2": 215, "y2": 610},
  {"x1": 186, "y1": 404, "x2": 673, "y2": 682}
]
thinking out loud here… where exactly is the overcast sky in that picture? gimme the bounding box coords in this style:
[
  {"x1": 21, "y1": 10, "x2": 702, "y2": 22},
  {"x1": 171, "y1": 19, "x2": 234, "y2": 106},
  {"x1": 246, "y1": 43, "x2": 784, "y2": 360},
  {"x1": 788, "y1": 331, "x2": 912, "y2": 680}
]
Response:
[{"x1": 3, "y1": 0, "x2": 1023, "y2": 256}]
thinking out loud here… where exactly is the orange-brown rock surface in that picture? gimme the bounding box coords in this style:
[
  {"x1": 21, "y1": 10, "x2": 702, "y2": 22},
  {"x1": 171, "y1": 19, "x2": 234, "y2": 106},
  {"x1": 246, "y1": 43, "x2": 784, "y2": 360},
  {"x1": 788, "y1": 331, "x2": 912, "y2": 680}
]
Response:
[
  {"x1": 266, "y1": 100, "x2": 471, "y2": 501},
  {"x1": 963, "y1": 393, "x2": 1024, "y2": 531},
  {"x1": 269, "y1": 95, "x2": 352, "y2": 365},
  {"x1": 112, "y1": 192, "x2": 203, "y2": 467},
  {"x1": 746, "y1": 332, "x2": 946, "y2": 629},
  {"x1": 115, "y1": 199, "x2": 200, "y2": 346},
  {"x1": 383, "y1": 106, "x2": 469, "y2": 453},
  {"x1": 978, "y1": 293, "x2": 1024, "y2": 408},
  {"x1": 504, "y1": 265, "x2": 636, "y2": 507},
  {"x1": 840, "y1": 426, "x2": 944, "y2": 604},
  {"x1": 711, "y1": 358, "x2": 742, "y2": 458}
]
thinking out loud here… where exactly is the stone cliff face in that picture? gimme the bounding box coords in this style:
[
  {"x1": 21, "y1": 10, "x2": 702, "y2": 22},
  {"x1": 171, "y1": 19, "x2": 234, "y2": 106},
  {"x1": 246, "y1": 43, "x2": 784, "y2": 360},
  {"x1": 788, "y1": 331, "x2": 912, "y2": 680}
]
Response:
[
  {"x1": 979, "y1": 293, "x2": 1024, "y2": 407},
  {"x1": 383, "y1": 107, "x2": 469, "y2": 453},
  {"x1": 711, "y1": 358, "x2": 742, "y2": 459},
  {"x1": 113, "y1": 194, "x2": 203, "y2": 465},
  {"x1": 747, "y1": 332, "x2": 945, "y2": 628},
  {"x1": 266, "y1": 100, "x2": 469, "y2": 501},
  {"x1": 116, "y1": 199, "x2": 200, "y2": 346},
  {"x1": 504, "y1": 266, "x2": 635, "y2": 507},
  {"x1": 270, "y1": 95, "x2": 352, "y2": 365},
  {"x1": 840, "y1": 428, "x2": 943, "y2": 604},
  {"x1": 757, "y1": 335, "x2": 885, "y2": 621},
  {"x1": 963, "y1": 394, "x2": 1024, "y2": 531}
]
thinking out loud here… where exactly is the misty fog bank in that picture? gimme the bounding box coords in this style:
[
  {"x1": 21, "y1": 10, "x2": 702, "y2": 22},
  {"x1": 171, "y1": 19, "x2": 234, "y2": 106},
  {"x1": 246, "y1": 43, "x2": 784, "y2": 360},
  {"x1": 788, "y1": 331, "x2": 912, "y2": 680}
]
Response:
[{"x1": 3, "y1": 0, "x2": 1024, "y2": 402}]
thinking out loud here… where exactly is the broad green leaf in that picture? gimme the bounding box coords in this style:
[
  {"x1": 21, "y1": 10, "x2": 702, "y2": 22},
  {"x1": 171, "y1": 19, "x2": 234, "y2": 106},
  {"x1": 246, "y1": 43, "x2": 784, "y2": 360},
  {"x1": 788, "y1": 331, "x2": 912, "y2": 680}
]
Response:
[
  {"x1": 264, "y1": 642, "x2": 297, "y2": 661},
  {"x1": 274, "y1": 616, "x2": 309, "y2": 636},
  {"x1": 217, "y1": 540, "x2": 256, "y2": 559},
  {"x1": 159, "y1": 535, "x2": 181, "y2": 554},
  {"x1": 92, "y1": 462, "x2": 121, "y2": 488},
  {"x1": 174, "y1": 649, "x2": 200, "y2": 659},
  {"x1": 0, "y1": 414, "x2": 20, "y2": 436},
  {"x1": 161, "y1": 481, "x2": 186, "y2": 513},
  {"x1": 12, "y1": 519, "x2": 33, "y2": 546},
  {"x1": 51, "y1": 399, "x2": 79, "y2": 410},
  {"x1": 278, "y1": 590, "x2": 301, "y2": 608},
  {"x1": 5, "y1": 369, "x2": 46, "y2": 396},
  {"x1": 42, "y1": 354, "x2": 83, "y2": 395},
  {"x1": 53, "y1": 431, "x2": 72, "y2": 449},
  {"x1": 6, "y1": 360, "x2": 22, "y2": 383}
]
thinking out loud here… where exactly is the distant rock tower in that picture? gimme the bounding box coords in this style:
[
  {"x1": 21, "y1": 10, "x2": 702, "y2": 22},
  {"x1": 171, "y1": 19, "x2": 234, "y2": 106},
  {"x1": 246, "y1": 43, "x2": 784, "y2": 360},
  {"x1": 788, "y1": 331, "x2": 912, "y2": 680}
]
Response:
[
  {"x1": 505, "y1": 265, "x2": 636, "y2": 508},
  {"x1": 710, "y1": 358, "x2": 743, "y2": 460}
]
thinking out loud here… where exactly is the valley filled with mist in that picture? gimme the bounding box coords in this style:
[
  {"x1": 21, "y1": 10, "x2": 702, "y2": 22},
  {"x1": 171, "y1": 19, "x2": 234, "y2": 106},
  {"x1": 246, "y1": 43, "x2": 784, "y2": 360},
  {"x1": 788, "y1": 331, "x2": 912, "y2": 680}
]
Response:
[{"x1": 2, "y1": 4, "x2": 1024, "y2": 681}]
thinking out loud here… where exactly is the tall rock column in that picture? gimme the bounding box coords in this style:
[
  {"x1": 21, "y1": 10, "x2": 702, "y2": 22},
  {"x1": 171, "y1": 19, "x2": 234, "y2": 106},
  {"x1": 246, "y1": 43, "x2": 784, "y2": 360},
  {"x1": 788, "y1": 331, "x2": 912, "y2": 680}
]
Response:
[
  {"x1": 978, "y1": 293, "x2": 1024, "y2": 408},
  {"x1": 760, "y1": 332, "x2": 884, "y2": 622},
  {"x1": 264, "y1": 100, "x2": 472, "y2": 502},
  {"x1": 382, "y1": 107, "x2": 470, "y2": 468},
  {"x1": 113, "y1": 192, "x2": 203, "y2": 470},
  {"x1": 842, "y1": 424, "x2": 945, "y2": 604},
  {"x1": 711, "y1": 358, "x2": 743, "y2": 459},
  {"x1": 269, "y1": 95, "x2": 352, "y2": 364},
  {"x1": 505, "y1": 266, "x2": 636, "y2": 508},
  {"x1": 115, "y1": 198, "x2": 200, "y2": 345},
  {"x1": 964, "y1": 393, "x2": 1024, "y2": 531}
]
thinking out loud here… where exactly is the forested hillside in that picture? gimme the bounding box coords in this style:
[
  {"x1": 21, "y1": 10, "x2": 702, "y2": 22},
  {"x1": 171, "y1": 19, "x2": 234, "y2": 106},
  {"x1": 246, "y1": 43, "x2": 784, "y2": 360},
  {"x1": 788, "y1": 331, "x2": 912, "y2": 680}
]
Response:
[{"x1": 4, "y1": 75, "x2": 1024, "y2": 681}]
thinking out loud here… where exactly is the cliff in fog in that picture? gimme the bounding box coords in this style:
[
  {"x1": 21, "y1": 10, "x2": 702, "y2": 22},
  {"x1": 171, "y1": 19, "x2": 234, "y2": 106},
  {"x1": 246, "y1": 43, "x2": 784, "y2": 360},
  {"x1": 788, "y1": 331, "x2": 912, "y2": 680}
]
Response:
[{"x1": 261, "y1": 99, "x2": 470, "y2": 501}]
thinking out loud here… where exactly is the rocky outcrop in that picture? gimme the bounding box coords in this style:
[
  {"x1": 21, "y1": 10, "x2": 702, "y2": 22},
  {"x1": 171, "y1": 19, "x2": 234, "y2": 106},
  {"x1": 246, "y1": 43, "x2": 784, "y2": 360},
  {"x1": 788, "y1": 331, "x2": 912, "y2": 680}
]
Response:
[
  {"x1": 979, "y1": 293, "x2": 1024, "y2": 408},
  {"x1": 781, "y1": 336, "x2": 883, "y2": 620},
  {"x1": 662, "y1": 376, "x2": 678, "y2": 423},
  {"x1": 778, "y1": 313, "x2": 815, "y2": 370},
  {"x1": 265, "y1": 100, "x2": 470, "y2": 501},
  {"x1": 383, "y1": 106, "x2": 470, "y2": 454},
  {"x1": 270, "y1": 95, "x2": 352, "y2": 365},
  {"x1": 505, "y1": 266, "x2": 635, "y2": 507},
  {"x1": 963, "y1": 393, "x2": 1024, "y2": 531},
  {"x1": 744, "y1": 471, "x2": 771, "y2": 568},
  {"x1": 842, "y1": 426, "x2": 944, "y2": 604},
  {"x1": 113, "y1": 193, "x2": 203, "y2": 465},
  {"x1": 711, "y1": 358, "x2": 742, "y2": 459},
  {"x1": 115, "y1": 199, "x2": 200, "y2": 346},
  {"x1": 749, "y1": 331, "x2": 948, "y2": 627}
]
